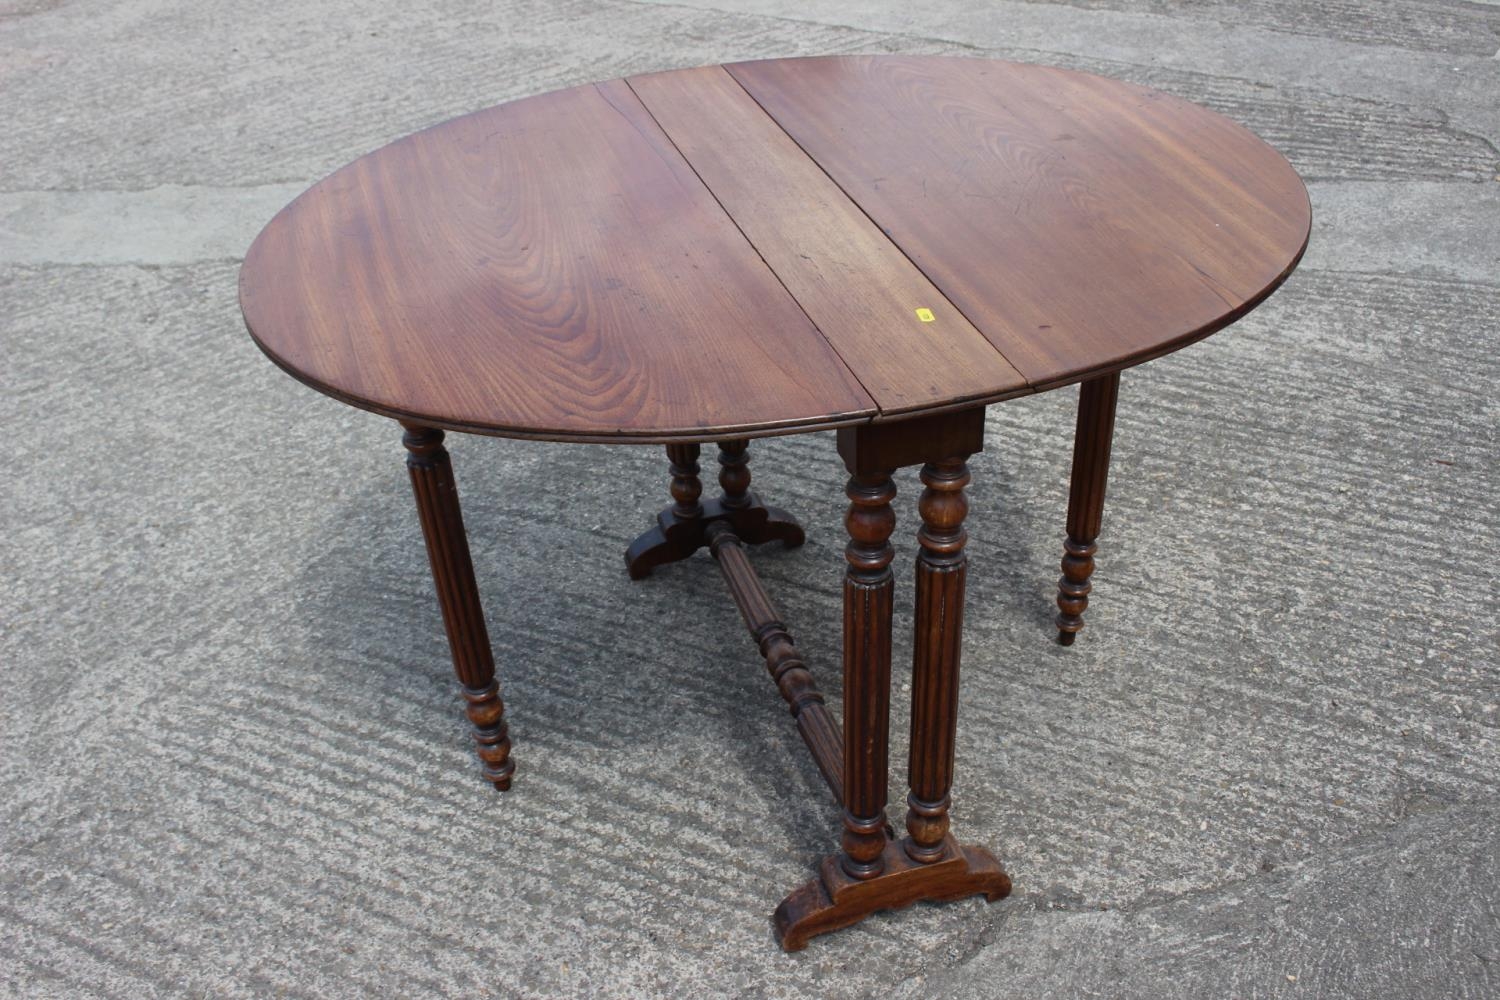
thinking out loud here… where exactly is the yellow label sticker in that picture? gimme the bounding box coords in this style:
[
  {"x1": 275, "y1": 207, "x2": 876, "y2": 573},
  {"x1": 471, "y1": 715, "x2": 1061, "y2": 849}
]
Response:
[{"x1": 915, "y1": 307, "x2": 936, "y2": 323}]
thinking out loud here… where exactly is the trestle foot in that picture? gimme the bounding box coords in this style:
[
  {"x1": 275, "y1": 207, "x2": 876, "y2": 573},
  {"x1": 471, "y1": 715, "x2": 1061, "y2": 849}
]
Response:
[
  {"x1": 774, "y1": 835, "x2": 1010, "y2": 952},
  {"x1": 626, "y1": 438, "x2": 803, "y2": 577}
]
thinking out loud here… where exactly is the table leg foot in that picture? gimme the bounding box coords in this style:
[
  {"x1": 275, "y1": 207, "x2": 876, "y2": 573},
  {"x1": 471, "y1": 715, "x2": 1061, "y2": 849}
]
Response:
[
  {"x1": 709, "y1": 495, "x2": 805, "y2": 549},
  {"x1": 1056, "y1": 372, "x2": 1119, "y2": 645},
  {"x1": 462, "y1": 679, "x2": 516, "y2": 791},
  {"x1": 625, "y1": 439, "x2": 804, "y2": 578},
  {"x1": 1055, "y1": 535, "x2": 1095, "y2": 646},
  {"x1": 626, "y1": 443, "x2": 704, "y2": 580},
  {"x1": 774, "y1": 835, "x2": 1011, "y2": 952}
]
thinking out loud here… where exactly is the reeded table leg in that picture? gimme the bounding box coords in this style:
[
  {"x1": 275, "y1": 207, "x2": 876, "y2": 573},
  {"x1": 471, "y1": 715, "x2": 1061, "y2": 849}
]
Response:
[
  {"x1": 906, "y1": 458, "x2": 969, "y2": 862},
  {"x1": 1057, "y1": 372, "x2": 1120, "y2": 645},
  {"x1": 838, "y1": 469, "x2": 898, "y2": 880},
  {"x1": 775, "y1": 410, "x2": 1009, "y2": 951},
  {"x1": 402, "y1": 422, "x2": 515, "y2": 790}
]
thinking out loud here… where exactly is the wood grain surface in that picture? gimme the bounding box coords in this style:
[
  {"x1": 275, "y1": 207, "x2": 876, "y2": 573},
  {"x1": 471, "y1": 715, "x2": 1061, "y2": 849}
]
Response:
[
  {"x1": 627, "y1": 65, "x2": 1028, "y2": 418},
  {"x1": 239, "y1": 79, "x2": 875, "y2": 442},
  {"x1": 728, "y1": 55, "x2": 1312, "y2": 389},
  {"x1": 240, "y1": 56, "x2": 1310, "y2": 440}
]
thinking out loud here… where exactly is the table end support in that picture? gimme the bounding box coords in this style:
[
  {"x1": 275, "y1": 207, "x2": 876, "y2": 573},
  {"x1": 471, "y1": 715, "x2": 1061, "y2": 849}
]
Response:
[
  {"x1": 625, "y1": 438, "x2": 804, "y2": 578},
  {"x1": 773, "y1": 407, "x2": 1009, "y2": 951}
]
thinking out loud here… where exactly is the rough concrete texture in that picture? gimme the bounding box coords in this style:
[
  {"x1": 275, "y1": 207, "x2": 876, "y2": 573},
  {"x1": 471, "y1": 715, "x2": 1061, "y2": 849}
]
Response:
[{"x1": 2, "y1": 1, "x2": 1497, "y2": 997}]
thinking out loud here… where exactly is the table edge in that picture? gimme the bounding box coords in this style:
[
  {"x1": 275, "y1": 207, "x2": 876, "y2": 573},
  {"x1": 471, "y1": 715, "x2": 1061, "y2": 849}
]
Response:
[{"x1": 238, "y1": 54, "x2": 1313, "y2": 441}]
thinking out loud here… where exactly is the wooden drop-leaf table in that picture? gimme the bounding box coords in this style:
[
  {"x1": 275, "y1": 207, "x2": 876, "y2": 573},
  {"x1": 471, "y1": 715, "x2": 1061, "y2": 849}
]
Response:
[{"x1": 238, "y1": 55, "x2": 1310, "y2": 951}]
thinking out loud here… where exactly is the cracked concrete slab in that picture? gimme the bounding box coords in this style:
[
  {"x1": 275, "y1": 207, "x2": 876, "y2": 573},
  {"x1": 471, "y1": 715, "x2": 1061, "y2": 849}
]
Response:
[{"x1": 2, "y1": 1, "x2": 1497, "y2": 998}]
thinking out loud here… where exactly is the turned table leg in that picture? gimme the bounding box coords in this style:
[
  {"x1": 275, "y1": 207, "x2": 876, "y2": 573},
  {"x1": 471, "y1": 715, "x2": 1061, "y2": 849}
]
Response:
[
  {"x1": 839, "y1": 469, "x2": 898, "y2": 879},
  {"x1": 718, "y1": 439, "x2": 753, "y2": 511},
  {"x1": 714, "y1": 439, "x2": 805, "y2": 547},
  {"x1": 402, "y1": 422, "x2": 515, "y2": 790},
  {"x1": 1057, "y1": 371, "x2": 1120, "y2": 645},
  {"x1": 906, "y1": 458, "x2": 969, "y2": 862},
  {"x1": 668, "y1": 443, "x2": 705, "y2": 520}
]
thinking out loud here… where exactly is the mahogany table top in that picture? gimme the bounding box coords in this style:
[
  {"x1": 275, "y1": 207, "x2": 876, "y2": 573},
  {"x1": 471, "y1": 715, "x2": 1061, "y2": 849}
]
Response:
[{"x1": 238, "y1": 55, "x2": 1310, "y2": 443}]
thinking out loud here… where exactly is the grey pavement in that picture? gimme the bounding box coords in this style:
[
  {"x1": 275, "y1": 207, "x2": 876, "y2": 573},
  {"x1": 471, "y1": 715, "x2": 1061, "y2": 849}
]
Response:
[{"x1": 2, "y1": 1, "x2": 1498, "y2": 997}]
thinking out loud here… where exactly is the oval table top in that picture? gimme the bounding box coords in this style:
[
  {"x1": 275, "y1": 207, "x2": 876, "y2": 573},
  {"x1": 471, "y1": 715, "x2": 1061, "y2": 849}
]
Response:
[{"x1": 239, "y1": 55, "x2": 1310, "y2": 444}]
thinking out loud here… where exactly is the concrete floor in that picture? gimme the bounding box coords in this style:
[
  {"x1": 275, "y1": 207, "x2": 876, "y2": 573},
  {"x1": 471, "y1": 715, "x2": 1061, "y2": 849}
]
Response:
[{"x1": 3, "y1": 1, "x2": 1498, "y2": 997}]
